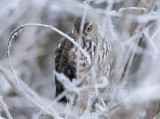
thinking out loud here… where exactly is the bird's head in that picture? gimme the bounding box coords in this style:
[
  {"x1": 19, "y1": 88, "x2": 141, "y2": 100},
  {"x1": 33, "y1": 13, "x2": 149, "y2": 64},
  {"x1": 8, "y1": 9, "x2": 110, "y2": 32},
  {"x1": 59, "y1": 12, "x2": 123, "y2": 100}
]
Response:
[{"x1": 73, "y1": 15, "x2": 100, "y2": 42}]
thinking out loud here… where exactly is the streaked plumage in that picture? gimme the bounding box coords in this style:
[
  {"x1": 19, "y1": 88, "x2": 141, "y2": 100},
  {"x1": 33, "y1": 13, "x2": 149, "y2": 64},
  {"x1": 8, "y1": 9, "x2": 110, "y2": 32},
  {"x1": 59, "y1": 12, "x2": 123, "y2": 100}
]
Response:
[{"x1": 55, "y1": 16, "x2": 112, "y2": 106}]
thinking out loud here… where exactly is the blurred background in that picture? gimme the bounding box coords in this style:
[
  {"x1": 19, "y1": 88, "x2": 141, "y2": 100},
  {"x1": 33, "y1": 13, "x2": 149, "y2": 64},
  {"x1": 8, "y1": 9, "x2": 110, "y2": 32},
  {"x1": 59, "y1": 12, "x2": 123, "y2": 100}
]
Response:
[{"x1": 0, "y1": 0, "x2": 160, "y2": 119}]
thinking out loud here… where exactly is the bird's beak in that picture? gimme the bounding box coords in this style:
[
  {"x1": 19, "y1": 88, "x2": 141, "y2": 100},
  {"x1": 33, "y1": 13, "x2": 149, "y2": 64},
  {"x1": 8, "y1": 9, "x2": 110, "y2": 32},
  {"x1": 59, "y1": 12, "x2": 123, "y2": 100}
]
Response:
[{"x1": 81, "y1": 33, "x2": 85, "y2": 37}]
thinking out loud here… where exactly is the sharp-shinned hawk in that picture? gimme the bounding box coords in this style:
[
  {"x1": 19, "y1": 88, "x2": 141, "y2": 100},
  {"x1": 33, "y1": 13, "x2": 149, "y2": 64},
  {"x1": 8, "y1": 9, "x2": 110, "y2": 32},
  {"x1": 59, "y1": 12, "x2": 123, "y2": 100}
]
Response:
[{"x1": 55, "y1": 15, "x2": 112, "y2": 107}]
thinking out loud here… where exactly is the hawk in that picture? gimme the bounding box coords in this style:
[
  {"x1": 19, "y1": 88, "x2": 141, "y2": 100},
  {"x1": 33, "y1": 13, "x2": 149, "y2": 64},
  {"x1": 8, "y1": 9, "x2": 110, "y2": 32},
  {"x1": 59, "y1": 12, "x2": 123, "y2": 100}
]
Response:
[{"x1": 55, "y1": 15, "x2": 112, "y2": 107}]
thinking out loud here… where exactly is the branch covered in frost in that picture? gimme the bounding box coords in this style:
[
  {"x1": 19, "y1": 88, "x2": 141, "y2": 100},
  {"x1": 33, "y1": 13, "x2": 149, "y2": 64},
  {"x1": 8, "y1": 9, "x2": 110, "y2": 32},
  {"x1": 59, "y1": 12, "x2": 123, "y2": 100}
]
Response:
[
  {"x1": 0, "y1": 65, "x2": 63, "y2": 119},
  {"x1": 7, "y1": 23, "x2": 91, "y2": 64},
  {"x1": 6, "y1": 23, "x2": 91, "y2": 86},
  {"x1": 0, "y1": 96, "x2": 13, "y2": 119},
  {"x1": 55, "y1": 72, "x2": 80, "y2": 95}
]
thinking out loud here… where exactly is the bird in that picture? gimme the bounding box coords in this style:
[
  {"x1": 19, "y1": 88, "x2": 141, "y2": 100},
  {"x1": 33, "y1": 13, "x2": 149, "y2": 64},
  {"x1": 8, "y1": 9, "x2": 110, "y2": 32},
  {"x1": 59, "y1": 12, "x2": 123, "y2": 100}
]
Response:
[{"x1": 55, "y1": 15, "x2": 112, "y2": 109}]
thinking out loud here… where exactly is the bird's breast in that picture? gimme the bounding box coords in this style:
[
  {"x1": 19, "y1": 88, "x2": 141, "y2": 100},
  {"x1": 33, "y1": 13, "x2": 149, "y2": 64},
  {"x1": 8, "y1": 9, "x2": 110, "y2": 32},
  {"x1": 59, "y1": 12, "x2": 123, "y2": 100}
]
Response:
[{"x1": 68, "y1": 46, "x2": 88, "y2": 75}]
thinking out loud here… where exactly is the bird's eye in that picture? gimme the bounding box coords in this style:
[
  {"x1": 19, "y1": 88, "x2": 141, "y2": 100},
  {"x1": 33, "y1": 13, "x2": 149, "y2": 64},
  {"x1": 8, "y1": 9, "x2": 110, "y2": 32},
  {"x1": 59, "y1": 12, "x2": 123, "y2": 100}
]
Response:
[{"x1": 86, "y1": 26, "x2": 92, "y2": 32}]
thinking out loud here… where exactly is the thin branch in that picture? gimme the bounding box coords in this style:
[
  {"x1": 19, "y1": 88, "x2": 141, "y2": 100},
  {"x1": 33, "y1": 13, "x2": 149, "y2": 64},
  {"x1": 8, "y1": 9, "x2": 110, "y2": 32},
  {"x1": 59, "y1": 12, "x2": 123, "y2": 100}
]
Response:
[
  {"x1": 7, "y1": 23, "x2": 91, "y2": 63},
  {"x1": 0, "y1": 96, "x2": 13, "y2": 119},
  {"x1": 6, "y1": 23, "x2": 91, "y2": 84},
  {"x1": 0, "y1": 65, "x2": 63, "y2": 119},
  {"x1": 119, "y1": 0, "x2": 155, "y2": 81},
  {"x1": 143, "y1": 30, "x2": 160, "y2": 55}
]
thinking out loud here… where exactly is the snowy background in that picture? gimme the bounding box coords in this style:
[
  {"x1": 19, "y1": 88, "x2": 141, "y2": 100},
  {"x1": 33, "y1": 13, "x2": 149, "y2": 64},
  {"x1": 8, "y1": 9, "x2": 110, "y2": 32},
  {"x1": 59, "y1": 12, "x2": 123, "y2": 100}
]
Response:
[{"x1": 0, "y1": 0, "x2": 160, "y2": 119}]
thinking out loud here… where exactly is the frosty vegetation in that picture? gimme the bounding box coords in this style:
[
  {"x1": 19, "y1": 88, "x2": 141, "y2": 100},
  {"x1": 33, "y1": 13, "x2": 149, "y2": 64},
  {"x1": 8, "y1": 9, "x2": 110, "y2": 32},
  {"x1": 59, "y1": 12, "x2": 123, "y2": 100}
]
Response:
[{"x1": 0, "y1": 0, "x2": 160, "y2": 119}]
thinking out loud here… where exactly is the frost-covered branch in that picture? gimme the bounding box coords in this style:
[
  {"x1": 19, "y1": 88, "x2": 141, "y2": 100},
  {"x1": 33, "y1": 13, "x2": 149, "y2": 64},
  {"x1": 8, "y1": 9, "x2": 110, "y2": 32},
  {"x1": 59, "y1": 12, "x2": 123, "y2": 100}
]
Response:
[
  {"x1": 0, "y1": 65, "x2": 63, "y2": 119},
  {"x1": 0, "y1": 96, "x2": 13, "y2": 119},
  {"x1": 7, "y1": 23, "x2": 91, "y2": 64}
]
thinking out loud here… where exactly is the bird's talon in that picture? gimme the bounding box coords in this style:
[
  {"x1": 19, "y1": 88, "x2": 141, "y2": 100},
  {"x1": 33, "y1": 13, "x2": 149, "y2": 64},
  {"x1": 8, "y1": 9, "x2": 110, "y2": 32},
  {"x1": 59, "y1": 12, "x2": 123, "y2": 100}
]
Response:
[{"x1": 80, "y1": 105, "x2": 86, "y2": 111}]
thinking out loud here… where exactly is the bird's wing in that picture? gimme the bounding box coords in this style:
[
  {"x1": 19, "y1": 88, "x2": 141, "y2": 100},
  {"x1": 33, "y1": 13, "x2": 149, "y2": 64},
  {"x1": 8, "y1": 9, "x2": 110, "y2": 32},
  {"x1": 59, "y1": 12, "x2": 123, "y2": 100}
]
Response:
[{"x1": 55, "y1": 33, "x2": 76, "y2": 102}]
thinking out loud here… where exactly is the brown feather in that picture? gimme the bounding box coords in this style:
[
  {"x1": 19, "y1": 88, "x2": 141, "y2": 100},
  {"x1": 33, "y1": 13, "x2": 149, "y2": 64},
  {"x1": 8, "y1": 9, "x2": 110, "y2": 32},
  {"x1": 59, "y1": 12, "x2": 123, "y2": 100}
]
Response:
[{"x1": 55, "y1": 33, "x2": 76, "y2": 102}]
